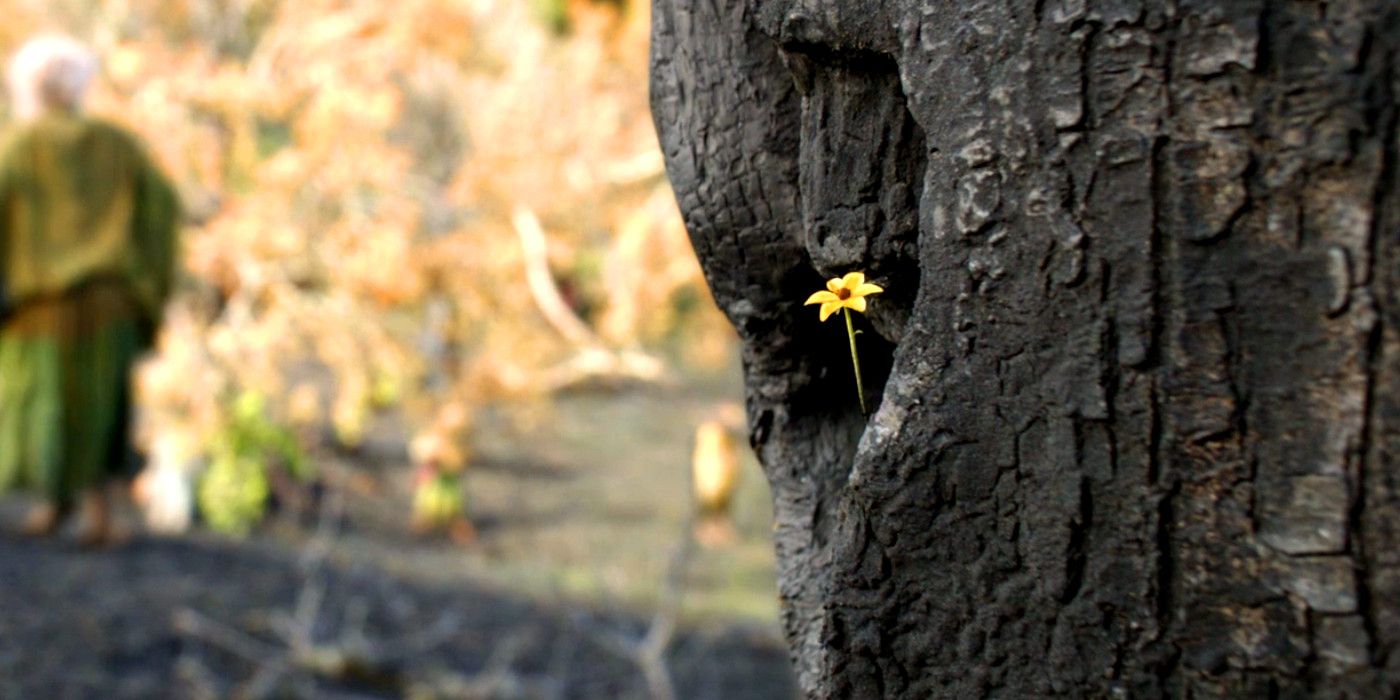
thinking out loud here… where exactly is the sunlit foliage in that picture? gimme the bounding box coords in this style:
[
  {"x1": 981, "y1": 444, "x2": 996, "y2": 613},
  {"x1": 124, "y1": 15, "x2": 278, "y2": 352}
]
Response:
[{"x1": 0, "y1": 0, "x2": 730, "y2": 532}]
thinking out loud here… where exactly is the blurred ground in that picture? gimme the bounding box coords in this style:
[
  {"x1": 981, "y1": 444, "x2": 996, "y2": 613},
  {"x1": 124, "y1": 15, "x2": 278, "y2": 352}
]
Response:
[{"x1": 0, "y1": 368, "x2": 794, "y2": 699}]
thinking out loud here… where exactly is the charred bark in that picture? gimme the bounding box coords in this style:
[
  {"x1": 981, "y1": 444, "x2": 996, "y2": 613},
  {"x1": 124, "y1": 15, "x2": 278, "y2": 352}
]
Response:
[{"x1": 652, "y1": 0, "x2": 1400, "y2": 697}]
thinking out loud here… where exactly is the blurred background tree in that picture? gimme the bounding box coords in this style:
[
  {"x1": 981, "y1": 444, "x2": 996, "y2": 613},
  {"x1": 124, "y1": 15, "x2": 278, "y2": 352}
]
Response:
[
  {"x1": 0, "y1": 4, "x2": 800, "y2": 696},
  {"x1": 0, "y1": 0, "x2": 735, "y2": 534}
]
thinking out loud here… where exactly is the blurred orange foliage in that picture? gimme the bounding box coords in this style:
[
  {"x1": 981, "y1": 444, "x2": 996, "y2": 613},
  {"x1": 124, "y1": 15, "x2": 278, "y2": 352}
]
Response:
[{"x1": 0, "y1": 0, "x2": 731, "y2": 495}]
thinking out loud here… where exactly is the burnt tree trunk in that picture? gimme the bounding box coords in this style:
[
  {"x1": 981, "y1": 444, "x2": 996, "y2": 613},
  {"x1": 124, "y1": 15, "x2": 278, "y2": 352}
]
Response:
[{"x1": 651, "y1": 1, "x2": 1400, "y2": 697}]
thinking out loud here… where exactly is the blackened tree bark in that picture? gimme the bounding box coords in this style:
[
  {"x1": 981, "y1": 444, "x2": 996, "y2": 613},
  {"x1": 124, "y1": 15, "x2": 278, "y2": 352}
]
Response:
[{"x1": 651, "y1": 1, "x2": 1400, "y2": 697}]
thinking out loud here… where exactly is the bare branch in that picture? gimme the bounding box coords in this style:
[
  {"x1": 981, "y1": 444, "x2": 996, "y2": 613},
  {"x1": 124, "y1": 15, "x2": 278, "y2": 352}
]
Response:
[
  {"x1": 513, "y1": 206, "x2": 605, "y2": 350},
  {"x1": 172, "y1": 608, "x2": 279, "y2": 665}
]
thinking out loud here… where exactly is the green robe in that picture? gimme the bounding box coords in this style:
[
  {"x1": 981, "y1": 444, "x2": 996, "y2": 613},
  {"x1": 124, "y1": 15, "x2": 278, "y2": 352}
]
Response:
[{"x1": 0, "y1": 114, "x2": 180, "y2": 503}]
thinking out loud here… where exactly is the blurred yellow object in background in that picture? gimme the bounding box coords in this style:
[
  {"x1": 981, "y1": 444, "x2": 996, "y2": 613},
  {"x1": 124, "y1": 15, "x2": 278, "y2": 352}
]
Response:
[
  {"x1": 286, "y1": 382, "x2": 322, "y2": 428},
  {"x1": 331, "y1": 391, "x2": 369, "y2": 449},
  {"x1": 409, "y1": 430, "x2": 467, "y2": 474},
  {"x1": 130, "y1": 433, "x2": 197, "y2": 534},
  {"x1": 411, "y1": 468, "x2": 476, "y2": 546},
  {"x1": 692, "y1": 419, "x2": 741, "y2": 547},
  {"x1": 692, "y1": 420, "x2": 740, "y2": 514},
  {"x1": 409, "y1": 399, "x2": 474, "y2": 542},
  {"x1": 410, "y1": 399, "x2": 471, "y2": 474},
  {"x1": 412, "y1": 472, "x2": 463, "y2": 527}
]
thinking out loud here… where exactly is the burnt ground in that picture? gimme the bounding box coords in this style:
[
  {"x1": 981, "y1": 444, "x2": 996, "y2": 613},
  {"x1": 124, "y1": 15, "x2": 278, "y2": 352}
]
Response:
[{"x1": 0, "y1": 373, "x2": 796, "y2": 699}]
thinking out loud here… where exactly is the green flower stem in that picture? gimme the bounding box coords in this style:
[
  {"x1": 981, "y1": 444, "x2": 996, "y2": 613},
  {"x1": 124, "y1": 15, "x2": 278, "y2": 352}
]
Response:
[{"x1": 844, "y1": 307, "x2": 867, "y2": 415}]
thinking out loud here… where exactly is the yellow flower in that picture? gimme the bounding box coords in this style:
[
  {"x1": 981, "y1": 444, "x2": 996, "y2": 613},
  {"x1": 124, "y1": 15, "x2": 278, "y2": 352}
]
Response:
[{"x1": 804, "y1": 272, "x2": 884, "y2": 321}]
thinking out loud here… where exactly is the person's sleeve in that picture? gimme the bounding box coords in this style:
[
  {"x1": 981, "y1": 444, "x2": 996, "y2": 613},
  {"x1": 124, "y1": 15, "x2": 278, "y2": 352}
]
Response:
[
  {"x1": 129, "y1": 143, "x2": 181, "y2": 334},
  {"x1": 0, "y1": 136, "x2": 14, "y2": 320}
]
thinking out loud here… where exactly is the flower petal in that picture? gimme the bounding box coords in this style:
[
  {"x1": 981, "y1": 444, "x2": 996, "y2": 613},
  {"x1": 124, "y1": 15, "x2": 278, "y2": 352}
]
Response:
[
  {"x1": 819, "y1": 301, "x2": 841, "y2": 321},
  {"x1": 853, "y1": 282, "x2": 884, "y2": 297},
  {"x1": 826, "y1": 277, "x2": 844, "y2": 293},
  {"x1": 840, "y1": 271, "x2": 865, "y2": 291},
  {"x1": 848, "y1": 296, "x2": 868, "y2": 313},
  {"x1": 805, "y1": 290, "x2": 839, "y2": 305}
]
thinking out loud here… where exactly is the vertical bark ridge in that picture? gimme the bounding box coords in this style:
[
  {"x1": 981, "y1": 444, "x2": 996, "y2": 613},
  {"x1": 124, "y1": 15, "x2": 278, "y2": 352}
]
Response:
[{"x1": 1360, "y1": 4, "x2": 1400, "y2": 688}]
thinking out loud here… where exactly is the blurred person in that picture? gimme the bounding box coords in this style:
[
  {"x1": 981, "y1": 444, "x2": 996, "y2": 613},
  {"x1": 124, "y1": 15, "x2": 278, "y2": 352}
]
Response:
[{"x1": 0, "y1": 35, "x2": 180, "y2": 545}]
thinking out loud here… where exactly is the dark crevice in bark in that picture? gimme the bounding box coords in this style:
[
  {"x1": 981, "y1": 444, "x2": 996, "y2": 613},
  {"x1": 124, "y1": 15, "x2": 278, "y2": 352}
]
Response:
[
  {"x1": 1148, "y1": 28, "x2": 1183, "y2": 684},
  {"x1": 789, "y1": 47, "x2": 925, "y2": 344},
  {"x1": 1154, "y1": 475, "x2": 1182, "y2": 687},
  {"x1": 1354, "y1": 274, "x2": 1385, "y2": 666},
  {"x1": 1059, "y1": 475, "x2": 1092, "y2": 604},
  {"x1": 1355, "y1": 7, "x2": 1399, "y2": 671}
]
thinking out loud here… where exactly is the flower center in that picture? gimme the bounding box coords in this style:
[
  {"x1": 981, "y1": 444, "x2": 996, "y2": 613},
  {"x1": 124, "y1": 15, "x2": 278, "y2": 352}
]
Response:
[{"x1": 837, "y1": 288, "x2": 851, "y2": 300}]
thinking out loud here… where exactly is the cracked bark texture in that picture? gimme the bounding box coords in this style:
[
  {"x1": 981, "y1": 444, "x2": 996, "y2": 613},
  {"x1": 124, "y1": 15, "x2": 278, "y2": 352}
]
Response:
[{"x1": 652, "y1": 0, "x2": 1400, "y2": 697}]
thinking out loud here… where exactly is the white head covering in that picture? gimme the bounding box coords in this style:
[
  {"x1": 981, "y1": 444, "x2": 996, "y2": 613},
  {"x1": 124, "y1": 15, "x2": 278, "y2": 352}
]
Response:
[{"x1": 7, "y1": 35, "x2": 98, "y2": 120}]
